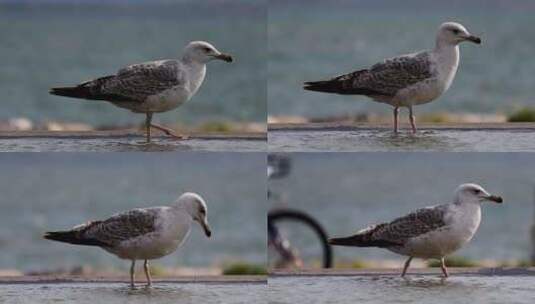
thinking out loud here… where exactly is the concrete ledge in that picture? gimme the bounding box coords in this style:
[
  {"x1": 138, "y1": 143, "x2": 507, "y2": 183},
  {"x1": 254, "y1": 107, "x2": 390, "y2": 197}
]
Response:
[
  {"x1": 0, "y1": 275, "x2": 266, "y2": 285},
  {"x1": 270, "y1": 267, "x2": 535, "y2": 277},
  {"x1": 0, "y1": 130, "x2": 266, "y2": 141},
  {"x1": 269, "y1": 122, "x2": 535, "y2": 132}
]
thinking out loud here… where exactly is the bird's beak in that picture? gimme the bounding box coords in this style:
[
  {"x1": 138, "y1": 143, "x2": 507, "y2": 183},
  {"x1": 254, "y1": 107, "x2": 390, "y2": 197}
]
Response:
[
  {"x1": 465, "y1": 35, "x2": 482, "y2": 44},
  {"x1": 213, "y1": 53, "x2": 233, "y2": 62},
  {"x1": 485, "y1": 194, "x2": 503, "y2": 203},
  {"x1": 200, "y1": 220, "x2": 212, "y2": 237}
]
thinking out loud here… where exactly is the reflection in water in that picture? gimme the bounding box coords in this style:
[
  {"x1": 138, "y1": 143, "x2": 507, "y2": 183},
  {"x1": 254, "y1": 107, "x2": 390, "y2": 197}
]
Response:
[
  {"x1": 0, "y1": 283, "x2": 265, "y2": 304},
  {"x1": 269, "y1": 275, "x2": 535, "y2": 304},
  {"x1": 358, "y1": 130, "x2": 463, "y2": 151},
  {"x1": 0, "y1": 137, "x2": 266, "y2": 152},
  {"x1": 269, "y1": 129, "x2": 535, "y2": 152},
  {"x1": 115, "y1": 139, "x2": 192, "y2": 152}
]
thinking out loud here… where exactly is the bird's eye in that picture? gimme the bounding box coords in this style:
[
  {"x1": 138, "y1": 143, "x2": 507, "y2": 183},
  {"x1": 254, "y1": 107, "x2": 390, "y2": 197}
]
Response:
[
  {"x1": 452, "y1": 29, "x2": 460, "y2": 35},
  {"x1": 203, "y1": 47, "x2": 211, "y2": 53},
  {"x1": 473, "y1": 189, "x2": 481, "y2": 194}
]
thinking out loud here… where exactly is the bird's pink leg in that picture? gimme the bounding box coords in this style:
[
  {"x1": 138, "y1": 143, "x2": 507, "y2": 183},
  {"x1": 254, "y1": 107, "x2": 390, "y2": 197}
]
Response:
[
  {"x1": 130, "y1": 260, "x2": 136, "y2": 288},
  {"x1": 401, "y1": 256, "x2": 413, "y2": 277},
  {"x1": 143, "y1": 259, "x2": 152, "y2": 287},
  {"x1": 150, "y1": 123, "x2": 189, "y2": 140},
  {"x1": 393, "y1": 107, "x2": 399, "y2": 133},
  {"x1": 440, "y1": 257, "x2": 449, "y2": 278},
  {"x1": 408, "y1": 106, "x2": 417, "y2": 133}
]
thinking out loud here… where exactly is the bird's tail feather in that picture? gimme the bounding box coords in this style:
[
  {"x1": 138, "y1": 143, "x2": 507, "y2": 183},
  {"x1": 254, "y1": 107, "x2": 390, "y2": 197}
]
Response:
[
  {"x1": 49, "y1": 75, "x2": 116, "y2": 100},
  {"x1": 43, "y1": 230, "x2": 104, "y2": 247},
  {"x1": 303, "y1": 77, "x2": 382, "y2": 96},
  {"x1": 329, "y1": 234, "x2": 374, "y2": 247},
  {"x1": 329, "y1": 225, "x2": 398, "y2": 248},
  {"x1": 303, "y1": 80, "x2": 346, "y2": 94},
  {"x1": 49, "y1": 86, "x2": 93, "y2": 99}
]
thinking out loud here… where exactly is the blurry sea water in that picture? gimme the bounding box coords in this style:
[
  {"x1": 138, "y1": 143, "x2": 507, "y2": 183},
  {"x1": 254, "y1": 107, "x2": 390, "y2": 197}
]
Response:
[{"x1": 0, "y1": 0, "x2": 266, "y2": 126}]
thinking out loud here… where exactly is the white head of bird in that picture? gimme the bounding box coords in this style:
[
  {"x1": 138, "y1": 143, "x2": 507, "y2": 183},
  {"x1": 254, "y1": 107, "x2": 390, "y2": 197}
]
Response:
[
  {"x1": 182, "y1": 41, "x2": 233, "y2": 64},
  {"x1": 454, "y1": 183, "x2": 503, "y2": 205},
  {"x1": 436, "y1": 22, "x2": 481, "y2": 47},
  {"x1": 173, "y1": 192, "x2": 211, "y2": 237}
]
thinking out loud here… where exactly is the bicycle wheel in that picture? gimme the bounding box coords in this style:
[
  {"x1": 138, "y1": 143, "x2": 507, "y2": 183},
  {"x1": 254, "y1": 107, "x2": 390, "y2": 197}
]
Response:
[{"x1": 268, "y1": 208, "x2": 333, "y2": 269}]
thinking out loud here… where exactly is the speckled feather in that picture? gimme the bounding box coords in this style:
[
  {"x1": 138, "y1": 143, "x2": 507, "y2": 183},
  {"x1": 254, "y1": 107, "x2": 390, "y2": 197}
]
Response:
[
  {"x1": 69, "y1": 208, "x2": 159, "y2": 247},
  {"x1": 305, "y1": 52, "x2": 433, "y2": 97},
  {"x1": 330, "y1": 205, "x2": 448, "y2": 247},
  {"x1": 86, "y1": 60, "x2": 186, "y2": 103},
  {"x1": 367, "y1": 205, "x2": 448, "y2": 245}
]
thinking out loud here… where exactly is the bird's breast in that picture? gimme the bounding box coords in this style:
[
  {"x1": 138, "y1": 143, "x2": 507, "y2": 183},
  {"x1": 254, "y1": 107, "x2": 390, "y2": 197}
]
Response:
[
  {"x1": 394, "y1": 78, "x2": 444, "y2": 107},
  {"x1": 397, "y1": 226, "x2": 468, "y2": 259},
  {"x1": 144, "y1": 86, "x2": 191, "y2": 113}
]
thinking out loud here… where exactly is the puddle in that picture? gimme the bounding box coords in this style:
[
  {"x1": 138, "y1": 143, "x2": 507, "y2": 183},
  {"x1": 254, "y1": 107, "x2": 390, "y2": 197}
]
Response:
[
  {"x1": 268, "y1": 275, "x2": 535, "y2": 304},
  {"x1": 0, "y1": 282, "x2": 267, "y2": 304},
  {"x1": 0, "y1": 137, "x2": 266, "y2": 152},
  {"x1": 268, "y1": 129, "x2": 535, "y2": 152}
]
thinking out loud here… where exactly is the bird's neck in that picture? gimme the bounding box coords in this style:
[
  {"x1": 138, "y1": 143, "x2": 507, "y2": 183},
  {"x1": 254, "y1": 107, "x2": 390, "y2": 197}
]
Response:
[
  {"x1": 454, "y1": 202, "x2": 482, "y2": 232},
  {"x1": 434, "y1": 41, "x2": 459, "y2": 62},
  {"x1": 180, "y1": 58, "x2": 207, "y2": 94},
  {"x1": 433, "y1": 42, "x2": 459, "y2": 87}
]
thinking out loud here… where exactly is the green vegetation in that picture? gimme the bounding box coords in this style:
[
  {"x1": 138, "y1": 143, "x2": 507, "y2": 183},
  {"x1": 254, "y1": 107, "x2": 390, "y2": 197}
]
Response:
[
  {"x1": 419, "y1": 112, "x2": 452, "y2": 123},
  {"x1": 513, "y1": 260, "x2": 535, "y2": 267},
  {"x1": 349, "y1": 259, "x2": 369, "y2": 269},
  {"x1": 427, "y1": 256, "x2": 479, "y2": 268},
  {"x1": 508, "y1": 107, "x2": 535, "y2": 122},
  {"x1": 222, "y1": 262, "x2": 267, "y2": 275},
  {"x1": 149, "y1": 264, "x2": 167, "y2": 276},
  {"x1": 198, "y1": 121, "x2": 234, "y2": 132}
]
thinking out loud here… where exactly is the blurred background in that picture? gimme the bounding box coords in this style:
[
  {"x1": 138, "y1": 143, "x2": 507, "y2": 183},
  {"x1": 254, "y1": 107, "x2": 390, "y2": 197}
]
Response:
[
  {"x1": 0, "y1": 0, "x2": 266, "y2": 132},
  {"x1": 268, "y1": 0, "x2": 535, "y2": 124},
  {"x1": 269, "y1": 153, "x2": 535, "y2": 268},
  {"x1": 0, "y1": 153, "x2": 267, "y2": 275}
]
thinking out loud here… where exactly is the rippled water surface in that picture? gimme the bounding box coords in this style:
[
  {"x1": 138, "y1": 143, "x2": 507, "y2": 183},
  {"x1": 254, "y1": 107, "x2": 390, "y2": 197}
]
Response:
[
  {"x1": 268, "y1": 275, "x2": 535, "y2": 304},
  {"x1": 268, "y1": 129, "x2": 535, "y2": 152},
  {"x1": 0, "y1": 137, "x2": 266, "y2": 152},
  {"x1": 0, "y1": 282, "x2": 267, "y2": 304}
]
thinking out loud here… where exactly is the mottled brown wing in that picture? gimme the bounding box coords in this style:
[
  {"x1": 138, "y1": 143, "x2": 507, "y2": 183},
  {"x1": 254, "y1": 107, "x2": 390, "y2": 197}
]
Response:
[
  {"x1": 98, "y1": 60, "x2": 186, "y2": 102},
  {"x1": 82, "y1": 208, "x2": 159, "y2": 247},
  {"x1": 369, "y1": 205, "x2": 447, "y2": 245},
  {"x1": 304, "y1": 51, "x2": 433, "y2": 96}
]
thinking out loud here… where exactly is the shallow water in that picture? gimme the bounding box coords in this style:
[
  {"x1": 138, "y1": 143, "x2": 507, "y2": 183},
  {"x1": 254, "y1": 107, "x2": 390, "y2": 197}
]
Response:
[
  {"x1": 268, "y1": 129, "x2": 535, "y2": 152},
  {"x1": 0, "y1": 137, "x2": 266, "y2": 152},
  {"x1": 0, "y1": 282, "x2": 267, "y2": 304},
  {"x1": 268, "y1": 275, "x2": 535, "y2": 304}
]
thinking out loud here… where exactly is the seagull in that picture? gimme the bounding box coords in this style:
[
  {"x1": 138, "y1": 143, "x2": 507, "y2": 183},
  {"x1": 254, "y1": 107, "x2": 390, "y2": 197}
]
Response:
[
  {"x1": 44, "y1": 192, "x2": 211, "y2": 288},
  {"x1": 50, "y1": 41, "x2": 233, "y2": 143},
  {"x1": 329, "y1": 183, "x2": 502, "y2": 277},
  {"x1": 304, "y1": 22, "x2": 481, "y2": 133}
]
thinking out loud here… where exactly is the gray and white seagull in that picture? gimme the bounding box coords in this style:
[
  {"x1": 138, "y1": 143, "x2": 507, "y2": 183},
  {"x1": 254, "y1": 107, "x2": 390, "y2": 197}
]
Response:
[
  {"x1": 44, "y1": 192, "x2": 211, "y2": 288},
  {"x1": 329, "y1": 184, "x2": 502, "y2": 277},
  {"x1": 50, "y1": 41, "x2": 233, "y2": 142},
  {"x1": 304, "y1": 22, "x2": 481, "y2": 133}
]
